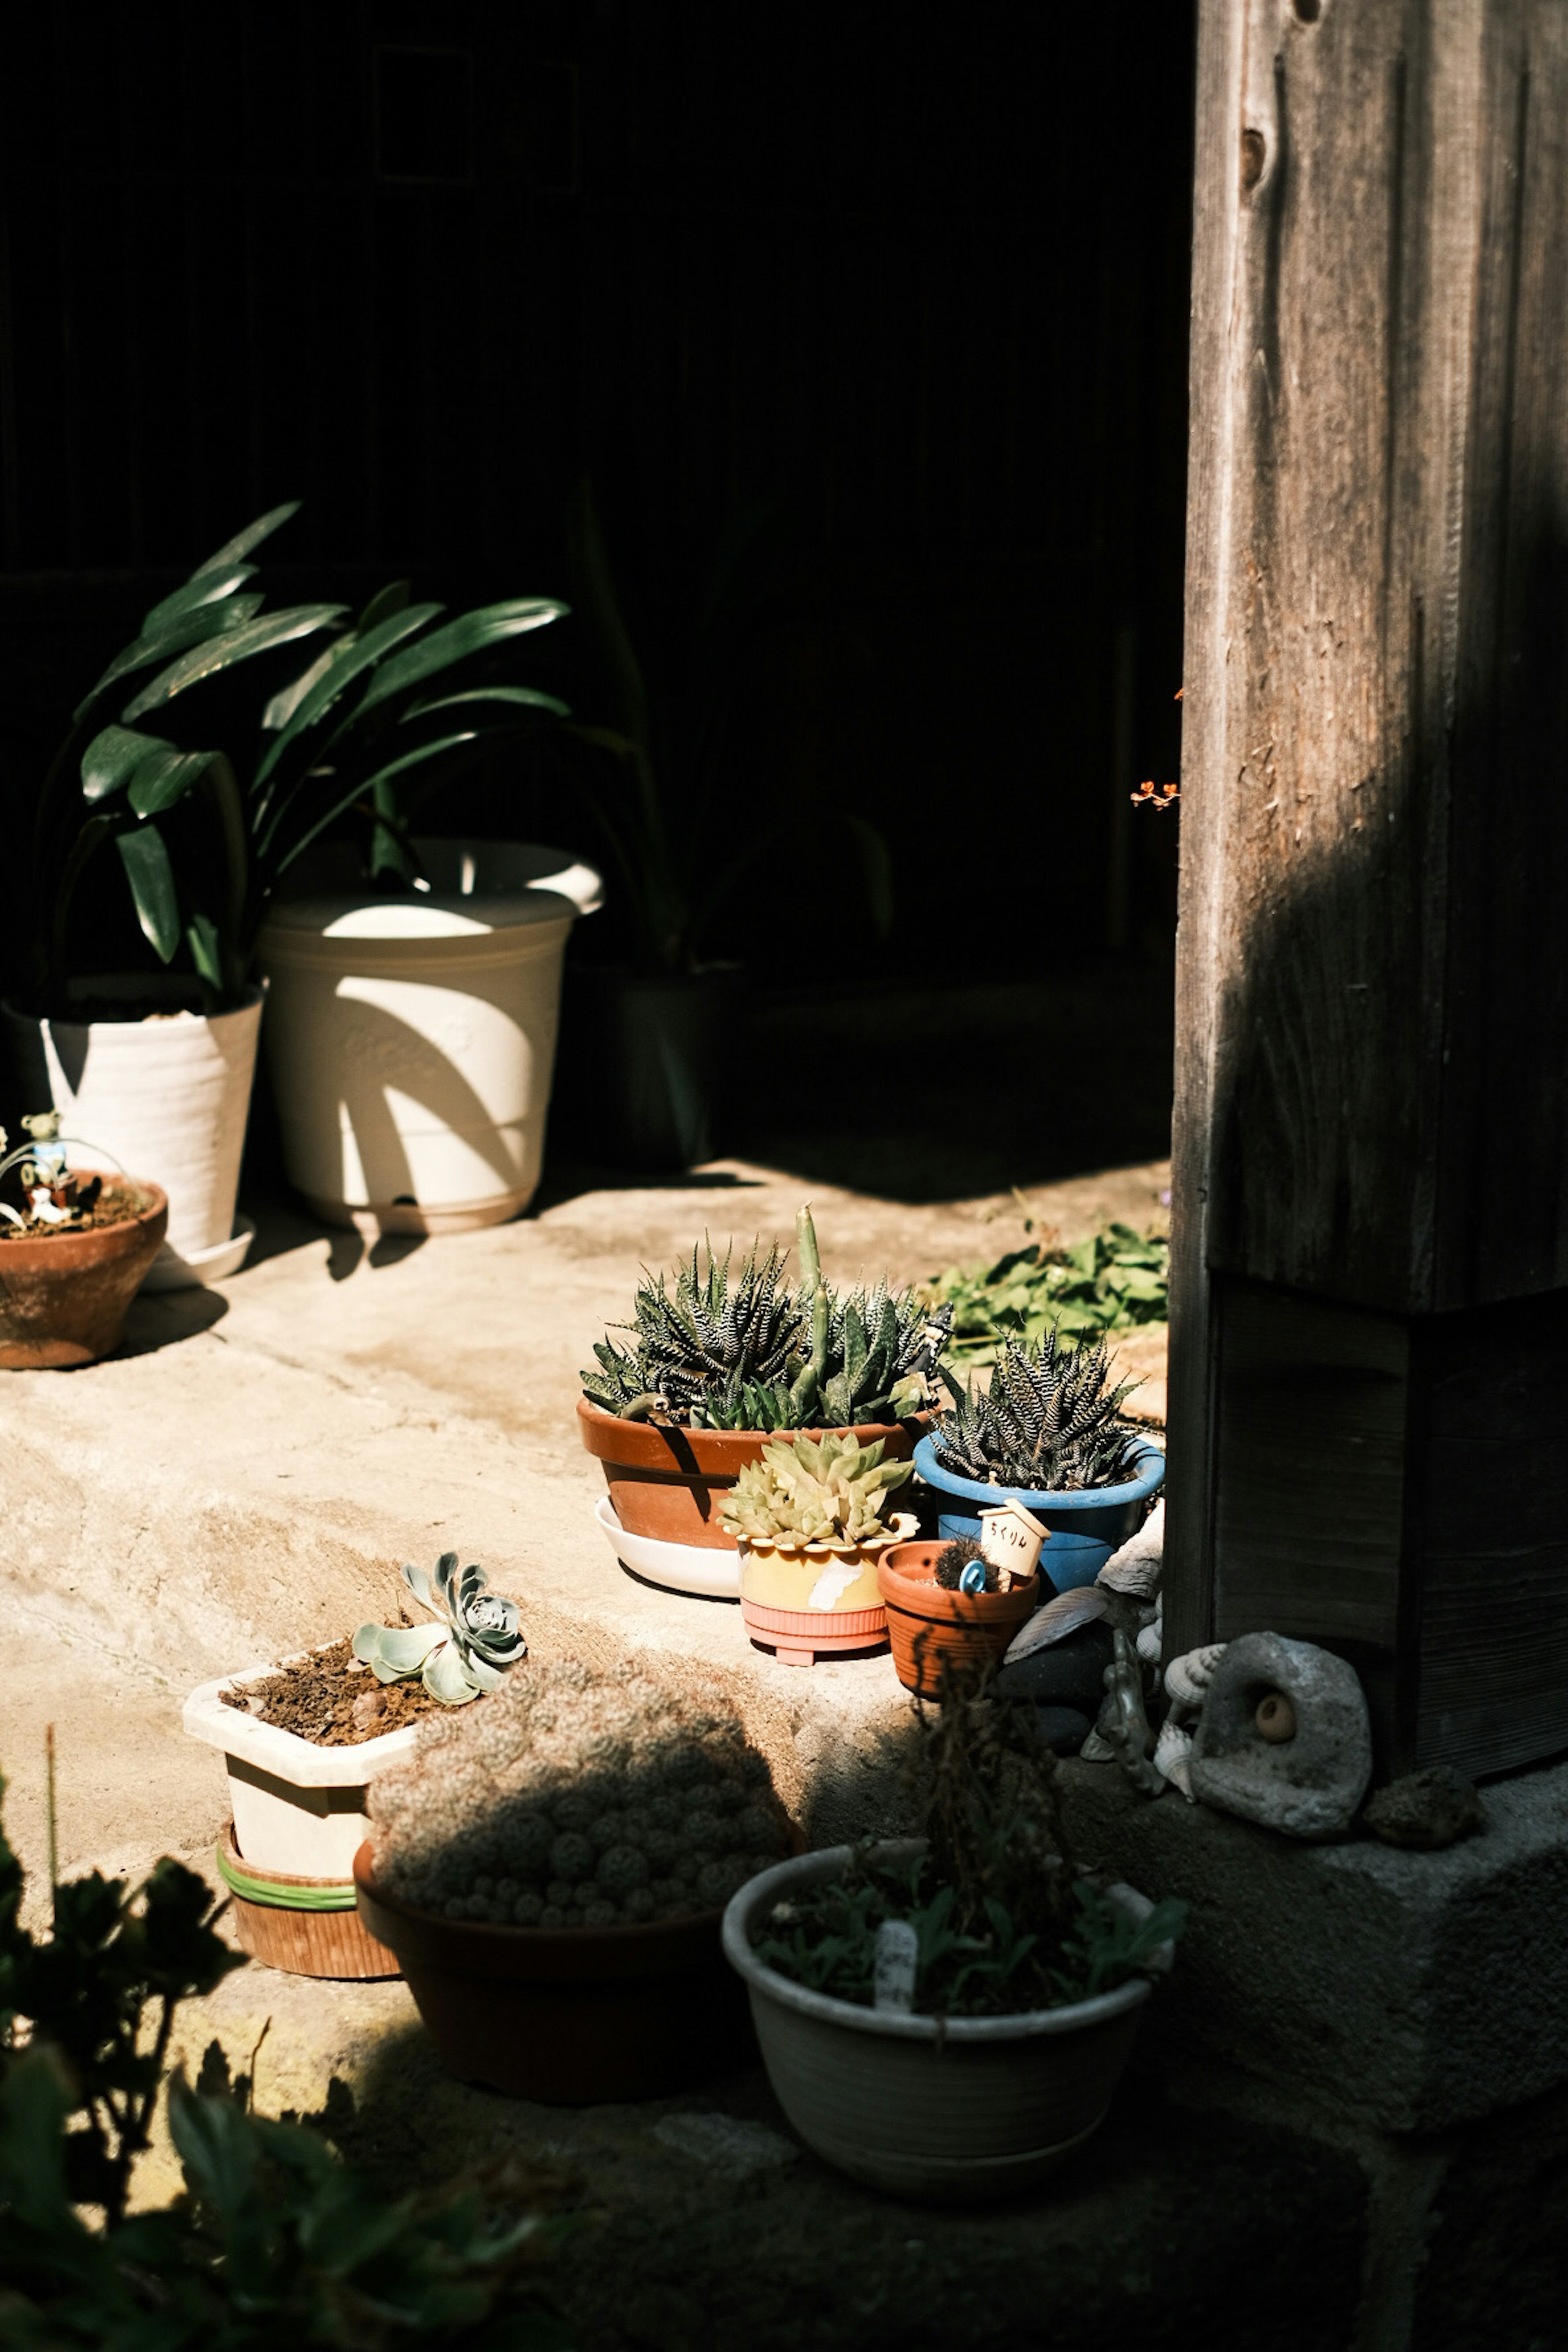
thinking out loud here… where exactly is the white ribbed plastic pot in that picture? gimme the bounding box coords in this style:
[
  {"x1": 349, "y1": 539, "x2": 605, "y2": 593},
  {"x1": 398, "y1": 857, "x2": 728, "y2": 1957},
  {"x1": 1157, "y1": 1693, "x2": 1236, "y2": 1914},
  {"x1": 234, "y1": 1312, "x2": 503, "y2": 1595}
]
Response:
[
  {"x1": 257, "y1": 840, "x2": 602, "y2": 1234},
  {"x1": 2, "y1": 978, "x2": 263, "y2": 1289},
  {"x1": 723, "y1": 1841, "x2": 1171, "y2": 2203}
]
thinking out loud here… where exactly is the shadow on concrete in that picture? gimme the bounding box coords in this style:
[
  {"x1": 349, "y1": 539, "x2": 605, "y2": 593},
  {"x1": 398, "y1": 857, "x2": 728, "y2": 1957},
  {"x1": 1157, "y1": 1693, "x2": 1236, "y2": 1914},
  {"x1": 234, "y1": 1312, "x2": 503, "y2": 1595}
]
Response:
[{"x1": 118, "y1": 1286, "x2": 229, "y2": 1356}]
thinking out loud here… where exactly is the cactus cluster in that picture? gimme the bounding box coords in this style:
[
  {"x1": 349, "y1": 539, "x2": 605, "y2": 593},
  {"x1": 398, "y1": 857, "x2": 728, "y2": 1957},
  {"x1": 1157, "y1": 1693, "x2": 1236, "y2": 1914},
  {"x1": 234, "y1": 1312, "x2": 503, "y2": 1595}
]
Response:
[
  {"x1": 931, "y1": 1332, "x2": 1143, "y2": 1492},
  {"x1": 368, "y1": 1657, "x2": 790, "y2": 1927},
  {"x1": 353, "y1": 1554, "x2": 527, "y2": 1706},
  {"x1": 581, "y1": 1206, "x2": 949, "y2": 1431},
  {"x1": 720, "y1": 1431, "x2": 913, "y2": 1551}
]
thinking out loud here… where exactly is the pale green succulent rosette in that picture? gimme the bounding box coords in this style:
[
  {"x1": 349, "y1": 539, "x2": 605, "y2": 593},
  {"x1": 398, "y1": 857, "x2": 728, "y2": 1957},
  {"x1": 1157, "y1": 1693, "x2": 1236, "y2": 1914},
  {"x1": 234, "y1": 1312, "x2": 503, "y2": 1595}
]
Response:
[{"x1": 354, "y1": 1551, "x2": 528, "y2": 1706}]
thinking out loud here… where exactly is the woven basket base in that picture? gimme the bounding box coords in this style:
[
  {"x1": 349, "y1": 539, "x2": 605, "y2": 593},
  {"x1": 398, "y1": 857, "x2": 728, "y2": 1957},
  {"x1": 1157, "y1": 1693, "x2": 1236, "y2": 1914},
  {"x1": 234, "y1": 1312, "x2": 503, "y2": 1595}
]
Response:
[{"x1": 221, "y1": 1822, "x2": 401, "y2": 1979}]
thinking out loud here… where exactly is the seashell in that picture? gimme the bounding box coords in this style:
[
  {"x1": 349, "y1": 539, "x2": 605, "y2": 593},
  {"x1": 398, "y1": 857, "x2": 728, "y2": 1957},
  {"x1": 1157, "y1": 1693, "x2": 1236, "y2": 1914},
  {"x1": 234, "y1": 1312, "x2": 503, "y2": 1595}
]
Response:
[
  {"x1": 1153, "y1": 1715, "x2": 1196, "y2": 1802},
  {"x1": 1003, "y1": 1584, "x2": 1110, "y2": 1662},
  {"x1": 1096, "y1": 1499, "x2": 1165, "y2": 1597},
  {"x1": 1135, "y1": 1597, "x2": 1164, "y2": 1666},
  {"x1": 1164, "y1": 1642, "x2": 1227, "y2": 1711}
]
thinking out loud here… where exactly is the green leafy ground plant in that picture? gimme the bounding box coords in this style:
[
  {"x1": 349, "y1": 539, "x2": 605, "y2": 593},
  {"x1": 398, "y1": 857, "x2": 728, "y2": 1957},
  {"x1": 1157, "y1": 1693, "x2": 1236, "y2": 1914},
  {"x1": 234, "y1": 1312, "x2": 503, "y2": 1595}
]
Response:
[
  {"x1": 0, "y1": 1766, "x2": 574, "y2": 2348},
  {"x1": 923, "y1": 1221, "x2": 1169, "y2": 1370}
]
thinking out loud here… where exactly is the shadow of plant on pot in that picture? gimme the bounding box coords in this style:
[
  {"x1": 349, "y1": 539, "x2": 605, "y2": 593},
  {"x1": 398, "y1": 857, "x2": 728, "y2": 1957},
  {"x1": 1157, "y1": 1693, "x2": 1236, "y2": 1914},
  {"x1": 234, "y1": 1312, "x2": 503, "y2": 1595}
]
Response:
[
  {"x1": 354, "y1": 1656, "x2": 797, "y2": 2104},
  {"x1": 3, "y1": 499, "x2": 582, "y2": 1264},
  {"x1": 722, "y1": 1655, "x2": 1186, "y2": 2203},
  {"x1": 0, "y1": 1112, "x2": 167, "y2": 1369}
]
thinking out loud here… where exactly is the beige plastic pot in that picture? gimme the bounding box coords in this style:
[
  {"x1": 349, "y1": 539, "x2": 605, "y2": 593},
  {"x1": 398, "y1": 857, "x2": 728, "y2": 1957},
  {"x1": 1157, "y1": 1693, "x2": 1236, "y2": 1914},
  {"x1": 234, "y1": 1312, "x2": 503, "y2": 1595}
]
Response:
[
  {"x1": 3, "y1": 978, "x2": 263, "y2": 1289},
  {"x1": 257, "y1": 840, "x2": 601, "y2": 1234},
  {"x1": 723, "y1": 1841, "x2": 1169, "y2": 2203}
]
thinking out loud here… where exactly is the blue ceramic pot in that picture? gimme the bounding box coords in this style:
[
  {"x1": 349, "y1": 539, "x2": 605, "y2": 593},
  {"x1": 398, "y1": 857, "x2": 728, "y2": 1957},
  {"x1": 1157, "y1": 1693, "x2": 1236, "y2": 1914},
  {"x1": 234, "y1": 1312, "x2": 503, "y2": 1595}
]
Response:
[{"x1": 911, "y1": 1435, "x2": 1166, "y2": 1594}]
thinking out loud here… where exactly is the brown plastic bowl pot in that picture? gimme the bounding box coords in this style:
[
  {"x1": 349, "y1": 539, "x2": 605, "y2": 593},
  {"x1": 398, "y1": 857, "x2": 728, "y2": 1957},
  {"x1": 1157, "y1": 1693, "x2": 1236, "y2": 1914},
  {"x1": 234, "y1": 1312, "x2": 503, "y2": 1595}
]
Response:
[
  {"x1": 353, "y1": 1845, "x2": 755, "y2": 2103},
  {"x1": 877, "y1": 1541, "x2": 1041, "y2": 1699},
  {"x1": 0, "y1": 1179, "x2": 167, "y2": 1369},
  {"x1": 577, "y1": 1396, "x2": 928, "y2": 1549}
]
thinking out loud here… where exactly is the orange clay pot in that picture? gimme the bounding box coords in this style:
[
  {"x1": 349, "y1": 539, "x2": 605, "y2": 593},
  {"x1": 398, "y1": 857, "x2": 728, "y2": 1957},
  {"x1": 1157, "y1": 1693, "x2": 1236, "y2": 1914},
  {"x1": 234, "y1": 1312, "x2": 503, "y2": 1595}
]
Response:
[
  {"x1": 877, "y1": 1540, "x2": 1040, "y2": 1699},
  {"x1": 576, "y1": 1396, "x2": 928, "y2": 1549},
  {"x1": 0, "y1": 1178, "x2": 167, "y2": 1369}
]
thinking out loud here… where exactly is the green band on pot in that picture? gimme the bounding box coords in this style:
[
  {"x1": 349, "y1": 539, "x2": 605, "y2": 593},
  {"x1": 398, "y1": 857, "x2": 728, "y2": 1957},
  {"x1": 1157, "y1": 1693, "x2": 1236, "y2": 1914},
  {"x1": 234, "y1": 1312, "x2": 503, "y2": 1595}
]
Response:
[{"x1": 215, "y1": 1843, "x2": 358, "y2": 1912}]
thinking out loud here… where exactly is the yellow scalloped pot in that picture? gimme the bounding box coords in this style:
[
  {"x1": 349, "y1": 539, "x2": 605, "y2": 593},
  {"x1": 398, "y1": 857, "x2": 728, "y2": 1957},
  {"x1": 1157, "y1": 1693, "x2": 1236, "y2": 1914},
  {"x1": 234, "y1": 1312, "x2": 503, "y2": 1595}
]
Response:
[{"x1": 738, "y1": 1516, "x2": 916, "y2": 1611}]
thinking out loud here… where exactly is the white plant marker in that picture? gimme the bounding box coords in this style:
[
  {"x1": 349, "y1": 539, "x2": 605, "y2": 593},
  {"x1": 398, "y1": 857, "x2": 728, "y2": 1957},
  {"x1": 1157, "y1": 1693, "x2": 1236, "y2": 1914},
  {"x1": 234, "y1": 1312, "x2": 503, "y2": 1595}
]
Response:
[
  {"x1": 874, "y1": 1918, "x2": 919, "y2": 2013},
  {"x1": 978, "y1": 1500, "x2": 1051, "y2": 1589}
]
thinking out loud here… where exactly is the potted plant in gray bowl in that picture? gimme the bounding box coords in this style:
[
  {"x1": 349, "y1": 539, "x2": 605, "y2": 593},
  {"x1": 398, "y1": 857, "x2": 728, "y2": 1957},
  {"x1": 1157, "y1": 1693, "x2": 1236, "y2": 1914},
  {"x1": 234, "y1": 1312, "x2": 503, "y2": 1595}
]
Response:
[
  {"x1": 722, "y1": 1659, "x2": 1183, "y2": 2202},
  {"x1": 913, "y1": 1330, "x2": 1165, "y2": 1592}
]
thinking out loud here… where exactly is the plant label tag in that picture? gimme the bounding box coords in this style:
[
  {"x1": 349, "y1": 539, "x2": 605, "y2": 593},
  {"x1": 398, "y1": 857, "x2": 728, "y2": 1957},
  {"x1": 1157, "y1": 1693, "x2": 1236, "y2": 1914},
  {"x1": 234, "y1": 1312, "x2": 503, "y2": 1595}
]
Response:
[
  {"x1": 979, "y1": 1502, "x2": 1049, "y2": 1587},
  {"x1": 873, "y1": 1918, "x2": 918, "y2": 2013}
]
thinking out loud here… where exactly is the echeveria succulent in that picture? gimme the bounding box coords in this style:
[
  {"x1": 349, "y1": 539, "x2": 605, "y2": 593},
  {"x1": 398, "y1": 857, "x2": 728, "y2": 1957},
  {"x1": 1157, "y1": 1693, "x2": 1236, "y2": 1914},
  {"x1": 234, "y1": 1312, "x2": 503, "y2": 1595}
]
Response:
[{"x1": 353, "y1": 1552, "x2": 528, "y2": 1705}]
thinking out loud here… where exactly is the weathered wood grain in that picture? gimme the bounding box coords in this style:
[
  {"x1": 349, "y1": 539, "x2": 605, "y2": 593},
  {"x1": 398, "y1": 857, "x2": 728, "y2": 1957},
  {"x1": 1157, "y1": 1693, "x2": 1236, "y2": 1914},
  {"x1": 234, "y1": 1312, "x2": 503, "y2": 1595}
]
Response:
[
  {"x1": 1167, "y1": 0, "x2": 1568, "y2": 1769},
  {"x1": 1175, "y1": 0, "x2": 1568, "y2": 1322}
]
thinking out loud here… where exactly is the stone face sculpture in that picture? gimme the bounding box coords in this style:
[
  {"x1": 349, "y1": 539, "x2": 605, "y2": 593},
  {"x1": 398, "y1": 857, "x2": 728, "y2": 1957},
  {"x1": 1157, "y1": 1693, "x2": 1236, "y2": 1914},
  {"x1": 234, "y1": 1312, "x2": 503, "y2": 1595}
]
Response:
[{"x1": 1187, "y1": 1632, "x2": 1372, "y2": 1840}]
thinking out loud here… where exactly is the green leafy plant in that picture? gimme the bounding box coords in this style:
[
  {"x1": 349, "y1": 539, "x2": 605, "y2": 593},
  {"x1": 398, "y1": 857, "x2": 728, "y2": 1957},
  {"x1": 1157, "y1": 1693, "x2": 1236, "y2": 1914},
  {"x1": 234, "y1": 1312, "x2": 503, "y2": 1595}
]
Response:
[
  {"x1": 720, "y1": 1432, "x2": 914, "y2": 1551},
  {"x1": 0, "y1": 1766, "x2": 574, "y2": 2348},
  {"x1": 354, "y1": 1555, "x2": 529, "y2": 1707},
  {"x1": 16, "y1": 501, "x2": 568, "y2": 1014},
  {"x1": 750, "y1": 1660, "x2": 1185, "y2": 2018},
  {"x1": 931, "y1": 1331, "x2": 1144, "y2": 1492},
  {"x1": 923, "y1": 1221, "x2": 1170, "y2": 1370},
  {"x1": 560, "y1": 477, "x2": 892, "y2": 975},
  {"x1": 580, "y1": 1205, "x2": 949, "y2": 1430}
]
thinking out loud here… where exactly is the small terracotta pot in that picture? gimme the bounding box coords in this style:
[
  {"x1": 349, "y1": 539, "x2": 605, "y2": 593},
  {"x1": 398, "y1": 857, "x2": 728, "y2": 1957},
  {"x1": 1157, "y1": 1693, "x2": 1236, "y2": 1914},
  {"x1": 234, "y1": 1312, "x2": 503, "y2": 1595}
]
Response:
[
  {"x1": 353, "y1": 1846, "x2": 755, "y2": 2103},
  {"x1": 217, "y1": 1821, "x2": 399, "y2": 1980},
  {"x1": 576, "y1": 1397, "x2": 928, "y2": 1550},
  {"x1": 877, "y1": 1541, "x2": 1040, "y2": 1699},
  {"x1": 0, "y1": 1179, "x2": 167, "y2": 1369}
]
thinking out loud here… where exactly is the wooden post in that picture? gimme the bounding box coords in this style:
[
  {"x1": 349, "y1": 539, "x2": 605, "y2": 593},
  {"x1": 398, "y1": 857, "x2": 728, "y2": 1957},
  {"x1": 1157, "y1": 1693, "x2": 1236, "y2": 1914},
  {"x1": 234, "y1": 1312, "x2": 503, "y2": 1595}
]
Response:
[{"x1": 1166, "y1": 0, "x2": 1568, "y2": 1779}]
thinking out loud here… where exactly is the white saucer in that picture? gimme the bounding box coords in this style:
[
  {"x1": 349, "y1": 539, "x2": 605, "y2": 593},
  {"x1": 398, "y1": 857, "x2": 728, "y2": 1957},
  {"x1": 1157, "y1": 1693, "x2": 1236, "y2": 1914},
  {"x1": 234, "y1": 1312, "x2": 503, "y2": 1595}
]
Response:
[
  {"x1": 592, "y1": 1493, "x2": 741, "y2": 1599},
  {"x1": 141, "y1": 1215, "x2": 257, "y2": 1292}
]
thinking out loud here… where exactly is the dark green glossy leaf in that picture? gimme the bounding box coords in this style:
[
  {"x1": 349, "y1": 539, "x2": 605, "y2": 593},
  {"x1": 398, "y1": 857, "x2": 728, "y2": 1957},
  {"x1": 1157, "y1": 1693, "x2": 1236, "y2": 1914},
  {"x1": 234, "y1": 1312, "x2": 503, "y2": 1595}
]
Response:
[
  {"x1": 127, "y1": 744, "x2": 220, "y2": 817},
  {"x1": 841, "y1": 812, "x2": 894, "y2": 937},
  {"x1": 185, "y1": 498, "x2": 301, "y2": 581},
  {"x1": 141, "y1": 561, "x2": 258, "y2": 635},
  {"x1": 252, "y1": 604, "x2": 443, "y2": 789},
  {"x1": 120, "y1": 604, "x2": 348, "y2": 722},
  {"x1": 186, "y1": 913, "x2": 223, "y2": 990},
  {"x1": 270, "y1": 731, "x2": 476, "y2": 873},
  {"x1": 75, "y1": 595, "x2": 266, "y2": 721},
  {"x1": 81, "y1": 724, "x2": 172, "y2": 803},
  {"x1": 357, "y1": 577, "x2": 412, "y2": 631},
  {"x1": 402, "y1": 684, "x2": 570, "y2": 723},
  {"x1": 116, "y1": 824, "x2": 181, "y2": 962},
  {"x1": 356, "y1": 598, "x2": 566, "y2": 715},
  {"x1": 261, "y1": 631, "x2": 354, "y2": 733}
]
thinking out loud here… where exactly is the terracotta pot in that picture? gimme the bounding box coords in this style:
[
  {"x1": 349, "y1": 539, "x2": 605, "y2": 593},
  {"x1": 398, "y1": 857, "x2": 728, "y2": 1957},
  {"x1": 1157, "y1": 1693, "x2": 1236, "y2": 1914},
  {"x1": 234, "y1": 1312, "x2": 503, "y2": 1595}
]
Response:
[
  {"x1": 215, "y1": 1821, "x2": 399, "y2": 1980},
  {"x1": 353, "y1": 1846, "x2": 754, "y2": 2102},
  {"x1": 577, "y1": 1396, "x2": 928, "y2": 1550},
  {"x1": 0, "y1": 1180, "x2": 167, "y2": 1369},
  {"x1": 877, "y1": 1541, "x2": 1040, "y2": 1698}
]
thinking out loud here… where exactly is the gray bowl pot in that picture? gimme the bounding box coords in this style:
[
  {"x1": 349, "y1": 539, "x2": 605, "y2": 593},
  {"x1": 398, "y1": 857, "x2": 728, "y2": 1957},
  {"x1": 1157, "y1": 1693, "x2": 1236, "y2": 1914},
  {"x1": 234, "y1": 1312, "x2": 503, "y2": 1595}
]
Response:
[{"x1": 721, "y1": 1839, "x2": 1169, "y2": 2203}]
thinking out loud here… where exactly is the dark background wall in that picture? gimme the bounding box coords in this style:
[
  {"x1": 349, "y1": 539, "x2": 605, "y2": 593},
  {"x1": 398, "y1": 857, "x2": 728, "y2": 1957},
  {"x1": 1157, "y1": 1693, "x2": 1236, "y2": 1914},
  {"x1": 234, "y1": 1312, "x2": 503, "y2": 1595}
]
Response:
[{"x1": 0, "y1": 0, "x2": 1194, "y2": 989}]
